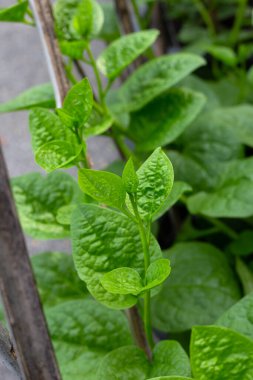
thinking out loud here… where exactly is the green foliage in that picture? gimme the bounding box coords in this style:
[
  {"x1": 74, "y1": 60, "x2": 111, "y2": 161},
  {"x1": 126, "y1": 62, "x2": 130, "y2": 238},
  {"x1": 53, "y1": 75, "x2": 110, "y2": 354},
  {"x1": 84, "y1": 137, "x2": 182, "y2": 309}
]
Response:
[
  {"x1": 145, "y1": 259, "x2": 171, "y2": 291},
  {"x1": 207, "y1": 45, "x2": 237, "y2": 66},
  {"x1": 152, "y1": 242, "x2": 241, "y2": 332},
  {"x1": 97, "y1": 30, "x2": 159, "y2": 79},
  {"x1": 101, "y1": 268, "x2": 143, "y2": 296},
  {"x1": 122, "y1": 158, "x2": 139, "y2": 194},
  {"x1": 0, "y1": 84, "x2": 55, "y2": 113},
  {"x1": 0, "y1": 1, "x2": 28, "y2": 22}
]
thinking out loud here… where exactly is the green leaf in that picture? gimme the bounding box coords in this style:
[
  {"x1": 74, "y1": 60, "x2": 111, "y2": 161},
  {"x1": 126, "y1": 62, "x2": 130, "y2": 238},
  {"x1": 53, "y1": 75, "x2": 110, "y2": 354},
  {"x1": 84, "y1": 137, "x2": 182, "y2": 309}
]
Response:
[
  {"x1": 83, "y1": 108, "x2": 113, "y2": 137},
  {"x1": 217, "y1": 292, "x2": 253, "y2": 340},
  {"x1": 0, "y1": 83, "x2": 55, "y2": 113},
  {"x1": 152, "y1": 182, "x2": 192, "y2": 222},
  {"x1": 59, "y1": 40, "x2": 87, "y2": 59},
  {"x1": 29, "y1": 108, "x2": 77, "y2": 152},
  {"x1": 207, "y1": 45, "x2": 237, "y2": 66},
  {"x1": 53, "y1": 0, "x2": 79, "y2": 41},
  {"x1": 228, "y1": 230, "x2": 253, "y2": 256},
  {"x1": 46, "y1": 299, "x2": 132, "y2": 380},
  {"x1": 98, "y1": 2, "x2": 120, "y2": 42},
  {"x1": 71, "y1": 204, "x2": 162, "y2": 309},
  {"x1": 12, "y1": 171, "x2": 80, "y2": 239},
  {"x1": 152, "y1": 242, "x2": 241, "y2": 332},
  {"x1": 191, "y1": 326, "x2": 253, "y2": 380},
  {"x1": 0, "y1": 1, "x2": 28, "y2": 22},
  {"x1": 31, "y1": 252, "x2": 87, "y2": 307},
  {"x1": 97, "y1": 30, "x2": 159, "y2": 79},
  {"x1": 60, "y1": 78, "x2": 93, "y2": 126},
  {"x1": 101, "y1": 268, "x2": 143, "y2": 296},
  {"x1": 107, "y1": 53, "x2": 205, "y2": 113},
  {"x1": 150, "y1": 340, "x2": 191, "y2": 378},
  {"x1": 97, "y1": 346, "x2": 149, "y2": 380},
  {"x1": 78, "y1": 169, "x2": 126, "y2": 210},
  {"x1": 35, "y1": 140, "x2": 82, "y2": 172},
  {"x1": 72, "y1": 0, "x2": 104, "y2": 39},
  {"x1": 144, "y1": 259, "x2": 171, "y2": 291},
  {"x1": 122, "y1": 158, "x2": 139, "y2": 194},
  {"x1": 187, "y1": 158, "x2": 253, "y2": 218},
  {"x1": 128, "y1": 88, "x2": 206, "y2": 151},
  {"x1": 56, "y1": 204, "x2": 77, "y2": 225},
  {"x1": 135, "y1": 148, "x2": 174, "y2": 219},
  {"x1": 147, "y1": 378, "x2": 193, "y2": 380}
]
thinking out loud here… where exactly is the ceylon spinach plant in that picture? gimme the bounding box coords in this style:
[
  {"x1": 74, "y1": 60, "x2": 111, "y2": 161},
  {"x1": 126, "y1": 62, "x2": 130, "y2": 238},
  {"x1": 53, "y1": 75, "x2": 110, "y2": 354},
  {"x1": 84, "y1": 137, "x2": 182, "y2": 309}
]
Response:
[{"x1": 2, "y1": 1, "x2": 253, "y2": 380}]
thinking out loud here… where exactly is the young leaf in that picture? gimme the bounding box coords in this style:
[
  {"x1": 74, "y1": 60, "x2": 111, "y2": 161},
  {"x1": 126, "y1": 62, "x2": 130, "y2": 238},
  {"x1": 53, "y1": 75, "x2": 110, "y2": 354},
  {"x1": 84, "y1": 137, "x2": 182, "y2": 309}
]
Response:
[
  {"x1": 0, "y1": 83, "x2": 55, "y2": 113},
  {"x1": 97, "y1": 29, "x2": 159, "y2": 79},
  {"x1": 78, "y1": 169, "x2": 126, "y2": 210},
  {"x1": 0, "y1": 1, "x2": 28, "y2": 22},
  {"x1": 128, "y1": 88, "x2": 206, "y2": 151},
  {"x1": 122, "y1": 158, "x2": 139, "y2": 194},
  {"x1": 71, "y1": 204, "x2": 162, "y2": 309},
  {"x1": 35, "y1": 140, "x2": 82, "y2": 172},
  {"x1": 152, "y1": 242, "x2": 241, "y2": 332},
  {"x1": 97, "y1": 346, "x2": 149, "y2": 380},
  {"x1": 191, "y1": 326, "x2": 253, "y2": 380},
  {"x1": 46, "y1": 300, "x2": 132, "y2": 380},
  {"x1": 53, "y1": 0, "x2": 80, "y2": 41},
  {"x1": 135, "y1": 148, "x2": 174, "y2": 219},
  {"x1": 152, "y1": 182, "x2": 192, "y2": 222},
  {"x1": 207, "y1": 45, "x2": 237, "y2": 66},
  {"x1": 32, "y1": 252, "x2": 87, "y2": 307},
  {"x1": 59, "y1": 40, "x2": 87, "y2": 59},
  {"x1": 101, "y1": 268, "x2": 143, "y2": 295},
  {"x1": 83, "y1": 109, "x2": 113, "y2": 137},
  {"x1": 107, "y1": 53, "x2": 205, "y2": 113},
  {"x1": 72, "y1": 0, "x2": 104, "y2": 39},
  {"x1": 150, "y1": 340, "x2": 191, "y2": 378},
  {"x1": 217, "y1": 292, "x2": 253, "y2": 340},
  {"x1": 144, "y1": 259, "x2": 171, "y2": 291},
  {"x1": 59, "y1": 78, "x2": 93, "y2": 127},
  {"x1": 12, "y1": 171, "x2": 81, "y2": 239}
]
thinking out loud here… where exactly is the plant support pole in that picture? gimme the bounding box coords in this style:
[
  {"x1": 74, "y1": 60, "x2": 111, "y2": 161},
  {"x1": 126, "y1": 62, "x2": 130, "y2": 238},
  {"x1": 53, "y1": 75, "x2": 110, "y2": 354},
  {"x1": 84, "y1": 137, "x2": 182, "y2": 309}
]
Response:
[{"x1": 0, "y1": 145, "x2": 62, "y2": 380}]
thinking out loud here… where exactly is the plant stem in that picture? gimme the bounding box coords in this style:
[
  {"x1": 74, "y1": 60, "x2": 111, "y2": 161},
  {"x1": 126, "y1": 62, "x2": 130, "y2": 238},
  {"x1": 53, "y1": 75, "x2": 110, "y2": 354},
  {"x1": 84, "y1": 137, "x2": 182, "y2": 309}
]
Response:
[
  {"x1": 229, "y1": 0, "x2": 248, "y2": 46},
  {"x1": 86, "y1": 45, "x2": 105, "y2": 107},
  {"x1": 192, "y1": 0, "x2": 216, "y2": 37},
  {"x1": 130, "y1": 195, "x2": 154, "y2": 350},
  {"x1": 204, "y1": 216, "x2": 239, "y2": 240}
]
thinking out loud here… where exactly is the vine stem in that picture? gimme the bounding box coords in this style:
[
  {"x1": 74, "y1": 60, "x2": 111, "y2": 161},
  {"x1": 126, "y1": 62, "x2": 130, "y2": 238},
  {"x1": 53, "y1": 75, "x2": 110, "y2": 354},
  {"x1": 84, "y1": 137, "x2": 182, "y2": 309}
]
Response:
[
  {"x1": 86, "y1": 45, "x2": 105, "y2": 108},
  {"x1": 229, "y1": 0, "x2": 248, "y2": 46},
  {"x1": 192, "y1": 0, "x2": 216, "y2": 37}
]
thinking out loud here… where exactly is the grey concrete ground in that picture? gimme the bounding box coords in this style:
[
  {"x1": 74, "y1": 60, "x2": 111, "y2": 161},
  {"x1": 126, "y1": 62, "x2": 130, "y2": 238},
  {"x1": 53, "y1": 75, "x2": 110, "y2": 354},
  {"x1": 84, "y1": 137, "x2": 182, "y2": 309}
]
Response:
[{"x1": 0, "y1": 2, "x2": 119, "y2": 378}]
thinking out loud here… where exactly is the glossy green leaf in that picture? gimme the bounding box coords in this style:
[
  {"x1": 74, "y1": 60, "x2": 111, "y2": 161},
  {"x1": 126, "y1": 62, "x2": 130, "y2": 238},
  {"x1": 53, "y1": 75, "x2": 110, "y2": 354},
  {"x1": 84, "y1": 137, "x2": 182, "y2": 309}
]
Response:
[
  {"x1": 60, "y1": 78, "x2": 93, "y2": 126},
  {"x1": 122, "y1": 158, "x2": 139, "y2": 194},
  {"x1": 101, "y1": 268, "x2": 143, "y2": 296},
  {"x1": 29, "y1": 108, "x2": 77, "y2": 152},
  {"x1": 46, "y1": 299, "x2": 132, "y2": 380},
  {"x1": 128, "y1": 88, "x2": 206, "y2": 151},
  {"x1": 97, "y1": 30, "x2": 159, "y2": 79},
  {"x1": 0, "y1": 1, "x2": 28, "y2": 22},
  {"x1": 53, "y1": 0, "x2": 79, "y2": 41},
  {"x1": 144, "y1": 259, "x2": 171, "y2": 291},
  {"x1": 0, "y1": 83, "x2": 55, "y2": 113},
  {"x1": 72, "y1": 0, "x2": 104, "y2": 39},
  {"x1": 12, "y1": 171, "x2": 80, "y2": 239},
  {"x1": 191, "y1": 326, "x2": 253, "y2": 380},
  {"x1": 150, "y1": 340, "x2": 191, "y2": 378},
  {"x1": 59, "y1": 40, "x2": 87, "y2": 59},
  {"x1": 152, "y1": 182, "x2": 192, "y2": 222},
  {"x1": 78, "y1": 169, "x2": 126, "y2": 210},
  {"x1": 35, "y1": 140, "x2": 82, "y2": 172},
  {"x1": 135, "y1": 148, "x2": 174, "y2": 218},
  {"x1": 187, "y1": 158, "x2": 253, "y2": 218},
  {"x1": 71, "y1": 204, "x2": 162, "y2": 309},
  {"x1": 83, "y1": 108, "x2": 113, "y2": 137},
  {"x1": 207, "y1": 45, "x2": 237, "y2": 66},
  {"x1": 217, "y1": 292, "x2": 253, "y2": 340},
  {"x1": 31, "y1": 252, "x2": 87, "y2": 307},
  {"x1": 97, "y1": 346, "x2": 149, "y2": 380},
  {"x1": 107, "y1": 53, "x2": 205, "y2": 113},
  {"x1": 152, "y1": 242, "x2": 241, "y2": 332}
]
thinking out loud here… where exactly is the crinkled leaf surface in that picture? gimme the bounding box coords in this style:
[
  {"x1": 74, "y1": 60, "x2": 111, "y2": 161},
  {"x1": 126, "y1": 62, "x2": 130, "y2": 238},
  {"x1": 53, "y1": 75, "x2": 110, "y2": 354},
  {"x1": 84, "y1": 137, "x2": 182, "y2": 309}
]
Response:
[
  {"x1": 53, "y1": 0, "x2": 79, "y2": 40},
  {"x1": 152, "y1": 242, "x2": 241, "y2": 332},
  {"x1": 0, "y1": 1, "x2": 28, "y2": 22},
  {"x1": 0, "y1": 83, "x2": 55, "y2": 113},
  {"x1": 31, "y1": 252, "x2": 87, "y2": 307},
  {"x1": 101, "y1": 268, "x2": 143, "y2": 296},
  {"x1": 149, "y1": 340, "x2": 191, "y2": 378},
  {"x1": 71, "y1": 204, "x2": 162, "y2": 308},
  {"x1": 128, "y1": 88, "x2": 206, "y2": 151},
  {"x1": 46, "y1": 299, "x2": 132, "y2": 380},
  {"x1": 144, "y1": 259, "x2": 171, "y2": 291},
  {"x1": 122, "y1": 157, "x2": 139, "y2": 194},
  {"x1": 35, "y1": 140, "x2": 82, "y2": 172},
  {"x1": 78, "y1": 169, "x2": 126, "y2": 210},
  {"x1": 152, "y1": 181, "x2": 192, "y2": 222},
  {"x1": 107, "y1": 53, "x2": 205, "y2": 113},
  {"x1": 191, "y1": 326, "x2": 253, "y2": 380},
  {"x1": 135, "y1": 148, "x2": 174, "y2": 219},
  {"x1": 97, "y1": 346, "x2": 149, "y2": 380},
  {"x1": 97, "y1": 30, "x2": 159, "y2": 79},
  {"x1": 216, "y1": 292, "x2": 253, "y2": 340},
  {"x1": 83, "y1": 108, "x2": 113, "y2": 137},
  {"x1": 187, "y1": 158, "x2": 253, "y2": 218},
  {"x1": 12, "y1": 171, "x2": 80, "y2": 239}
]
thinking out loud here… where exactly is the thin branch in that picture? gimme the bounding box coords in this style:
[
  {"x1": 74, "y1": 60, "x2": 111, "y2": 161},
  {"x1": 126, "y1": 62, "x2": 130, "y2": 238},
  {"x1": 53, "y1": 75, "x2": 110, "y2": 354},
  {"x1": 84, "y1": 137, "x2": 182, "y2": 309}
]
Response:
[{"x1": 0, "y1": 145, "x2": 62, "y2": 380}]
